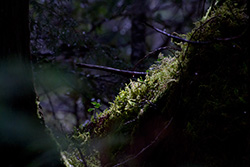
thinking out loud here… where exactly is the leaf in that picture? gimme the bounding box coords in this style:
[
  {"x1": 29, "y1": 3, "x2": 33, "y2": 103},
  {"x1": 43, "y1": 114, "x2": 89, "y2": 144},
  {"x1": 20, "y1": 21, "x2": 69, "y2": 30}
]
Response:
[
  {"x1": 91, "y1": 101, "x2": 97, "y2": 105},
  {"x1": 88, "y1": 108, "x2": 95, "y2": 112},
  {"x1": 91, "y1": 101, "x2": 101, "y2": 108},
  {"x1": 95, "y1": 103, "x2": 101, "y2": 108}
]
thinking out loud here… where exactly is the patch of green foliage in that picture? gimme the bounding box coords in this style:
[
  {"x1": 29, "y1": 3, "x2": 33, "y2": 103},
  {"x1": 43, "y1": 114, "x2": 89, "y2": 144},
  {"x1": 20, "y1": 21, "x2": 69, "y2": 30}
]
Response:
[
  {"x1": 61, "y1": 51, "x2": 181, "y2": 166},
  {"x1": 61, "y1": 0, "x2": 249, "y2": 166}
]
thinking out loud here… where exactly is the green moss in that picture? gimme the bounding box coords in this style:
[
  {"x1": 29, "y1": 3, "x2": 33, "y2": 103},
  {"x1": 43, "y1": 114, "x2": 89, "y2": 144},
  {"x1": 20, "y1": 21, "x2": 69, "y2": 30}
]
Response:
[
  {"x1": 61, "y1": 51, "x2": 181, "y2": 166},
  {"x1": 61, "y1": 0, "x2": 249, "y2": 166}
]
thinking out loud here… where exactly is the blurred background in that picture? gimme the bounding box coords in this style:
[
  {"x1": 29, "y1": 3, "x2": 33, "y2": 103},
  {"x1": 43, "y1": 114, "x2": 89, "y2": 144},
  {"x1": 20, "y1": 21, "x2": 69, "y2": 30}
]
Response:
[{"x1": 29, "y1": 0, "x2": 212, "y2": 133}]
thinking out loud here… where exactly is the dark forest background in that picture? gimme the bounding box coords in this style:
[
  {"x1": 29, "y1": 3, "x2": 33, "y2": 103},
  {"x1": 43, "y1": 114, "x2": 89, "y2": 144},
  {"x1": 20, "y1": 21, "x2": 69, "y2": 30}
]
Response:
[
  {"x1": 1, "y1": 0, "x2": 249, "y2": 166},
  {"x1": 30, "y1": 0, "x2": 212, "y2": 133}
]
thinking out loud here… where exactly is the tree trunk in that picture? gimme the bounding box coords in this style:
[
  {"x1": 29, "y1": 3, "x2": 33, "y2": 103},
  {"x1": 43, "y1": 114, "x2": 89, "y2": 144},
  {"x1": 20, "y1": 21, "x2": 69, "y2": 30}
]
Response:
[
  {"x1": 0, "y1": 0, "x2": 36, "y2": 118},
  {"x1": 130, "y1": 0, "x2": 147, "y2": 65},
  {"x1": 0, "y1": 1, "x2": 61, "y2": 166}
]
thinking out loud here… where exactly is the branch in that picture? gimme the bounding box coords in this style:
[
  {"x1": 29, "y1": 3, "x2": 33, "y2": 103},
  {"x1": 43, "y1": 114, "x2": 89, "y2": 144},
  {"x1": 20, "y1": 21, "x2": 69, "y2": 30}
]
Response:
[
  {"x1": 145, "y1": 22, "x2": 211, "y2": 44},
  {"x1": 77, "y1": 147, "x2": 88, "y2": 167},
  {"x1": 145, "y1": 22, "x2": 244, "y2": 44},
  {"x1": 76, "y1": 63, "x2": 147, "y2": 77},
  {"x1": 133, "y1": 46, "x2": 181, "y2": 70}
]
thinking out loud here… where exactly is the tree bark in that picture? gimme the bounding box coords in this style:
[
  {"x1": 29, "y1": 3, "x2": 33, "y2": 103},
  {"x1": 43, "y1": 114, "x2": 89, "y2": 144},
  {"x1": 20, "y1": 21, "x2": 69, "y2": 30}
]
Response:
[
  {"x1": 0, "y1": 1, "x2": 62, "y2": 166},
  {"x1": 0, "y1": 0, "x2": 36, "y2": 117},
  {"x1": 130, "y1": 0, "x2": 147, "y2": 65}
]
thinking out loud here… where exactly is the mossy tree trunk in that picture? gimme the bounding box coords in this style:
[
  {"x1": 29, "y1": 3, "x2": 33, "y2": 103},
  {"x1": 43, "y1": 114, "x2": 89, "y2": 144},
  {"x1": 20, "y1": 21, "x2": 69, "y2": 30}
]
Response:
[
  {"x1": 0, "y1": 1, "x2": 61, "y2": 166},
  {"x1": 53, "y1": 1, "x2": 249, "y2": 166},
  {"x1": 127, "y1": 1, "x2": 250, "y2": 166}
]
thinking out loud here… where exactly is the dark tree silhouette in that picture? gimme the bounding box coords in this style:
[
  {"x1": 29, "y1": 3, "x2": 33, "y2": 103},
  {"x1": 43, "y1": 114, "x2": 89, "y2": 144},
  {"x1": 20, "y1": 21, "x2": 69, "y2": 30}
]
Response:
[
  {"x1": 0, "y1": 1, "x2": 61, "y2": 166},
  {"x1": 130, "y1": 0, "x2": 148, "y2": 65}
]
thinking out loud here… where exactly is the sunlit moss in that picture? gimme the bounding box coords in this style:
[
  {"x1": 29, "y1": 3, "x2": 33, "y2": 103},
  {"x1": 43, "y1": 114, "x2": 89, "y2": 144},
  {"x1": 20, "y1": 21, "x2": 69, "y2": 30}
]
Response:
[
  {"x1": 61, "y1": 43, "x2": 181, "y2": 167},
  {"x1": 61, "y1": 0, "x2": 248, "y2": 166}
]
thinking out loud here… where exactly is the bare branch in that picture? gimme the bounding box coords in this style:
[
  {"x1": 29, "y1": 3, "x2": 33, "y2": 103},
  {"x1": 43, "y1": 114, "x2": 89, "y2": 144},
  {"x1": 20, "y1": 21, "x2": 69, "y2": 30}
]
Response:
[
  {"x1": 145, "y1": 22, "x2": 211, "y2": 44},
  {"x1": 76, "y1": 63, "x2": 147, "y2": 77},
  {"x1": 145, "y1": 22, "x2": 244, "y2": 45},
  {"x1": 77, "y1": 147, "x2": 88, "y2": 167},
  {"x1": 133, "y1": 46, "x2": 181, "y2": 70}
]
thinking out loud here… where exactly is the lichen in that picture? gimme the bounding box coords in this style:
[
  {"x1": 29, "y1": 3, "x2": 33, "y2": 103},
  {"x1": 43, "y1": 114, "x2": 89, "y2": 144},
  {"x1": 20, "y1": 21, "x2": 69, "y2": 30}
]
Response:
[{"x1": 61, "y1": 0, "x2": 249, "y2": 166}]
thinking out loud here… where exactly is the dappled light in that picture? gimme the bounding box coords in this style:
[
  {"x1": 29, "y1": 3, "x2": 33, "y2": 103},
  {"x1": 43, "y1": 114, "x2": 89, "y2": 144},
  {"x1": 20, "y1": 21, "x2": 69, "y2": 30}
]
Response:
[{"x1": 0, "y1": 0, "x2": 249, "y2": 166}]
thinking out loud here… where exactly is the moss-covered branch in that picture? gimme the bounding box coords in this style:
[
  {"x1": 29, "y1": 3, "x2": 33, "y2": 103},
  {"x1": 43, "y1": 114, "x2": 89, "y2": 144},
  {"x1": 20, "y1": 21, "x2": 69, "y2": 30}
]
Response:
[{"x1": 61, "y1": 0, "x2": 249, "y2": 166}]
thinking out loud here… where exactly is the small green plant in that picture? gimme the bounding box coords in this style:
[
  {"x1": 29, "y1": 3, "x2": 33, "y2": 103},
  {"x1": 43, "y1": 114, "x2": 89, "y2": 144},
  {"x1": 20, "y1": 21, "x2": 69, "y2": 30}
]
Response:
[{"x1": 88, "y1": 101, "x2": 101, "y2": 112}]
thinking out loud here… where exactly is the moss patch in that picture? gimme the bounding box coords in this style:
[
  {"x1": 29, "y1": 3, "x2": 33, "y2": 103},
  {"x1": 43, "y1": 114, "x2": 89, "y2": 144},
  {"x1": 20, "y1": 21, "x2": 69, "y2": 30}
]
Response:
[{"x1": 61, "y1": 0, "x2": 249, "y2": 166}]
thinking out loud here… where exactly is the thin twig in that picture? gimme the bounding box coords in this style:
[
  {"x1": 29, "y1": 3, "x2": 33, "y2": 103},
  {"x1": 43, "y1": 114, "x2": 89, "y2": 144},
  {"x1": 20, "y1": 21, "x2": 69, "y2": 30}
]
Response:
[
  {"x1": 76, "y1": 63, "x2": 147, "y2": 77},
  {"x1": 145, "y1": 22, "x2": 211, "y2": 44},
  {"x1": 132, "y1": 46, "x2": 181, "y2": 70},
  {"x1": 182, "y1": 15, "x2": 218, "y2": 61},
  {"x1": 77, "y1": 147, "x2": 88, "y2": 167},
  {"x1": 40, "y1": 82, "x2": 57, "y2": 119},
  {"x1": 145, "y1": 22, "x2": 244, "y2": 44},
  {"x1": 113, "y1": 117, "x2": 173, "y2": 167}
]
